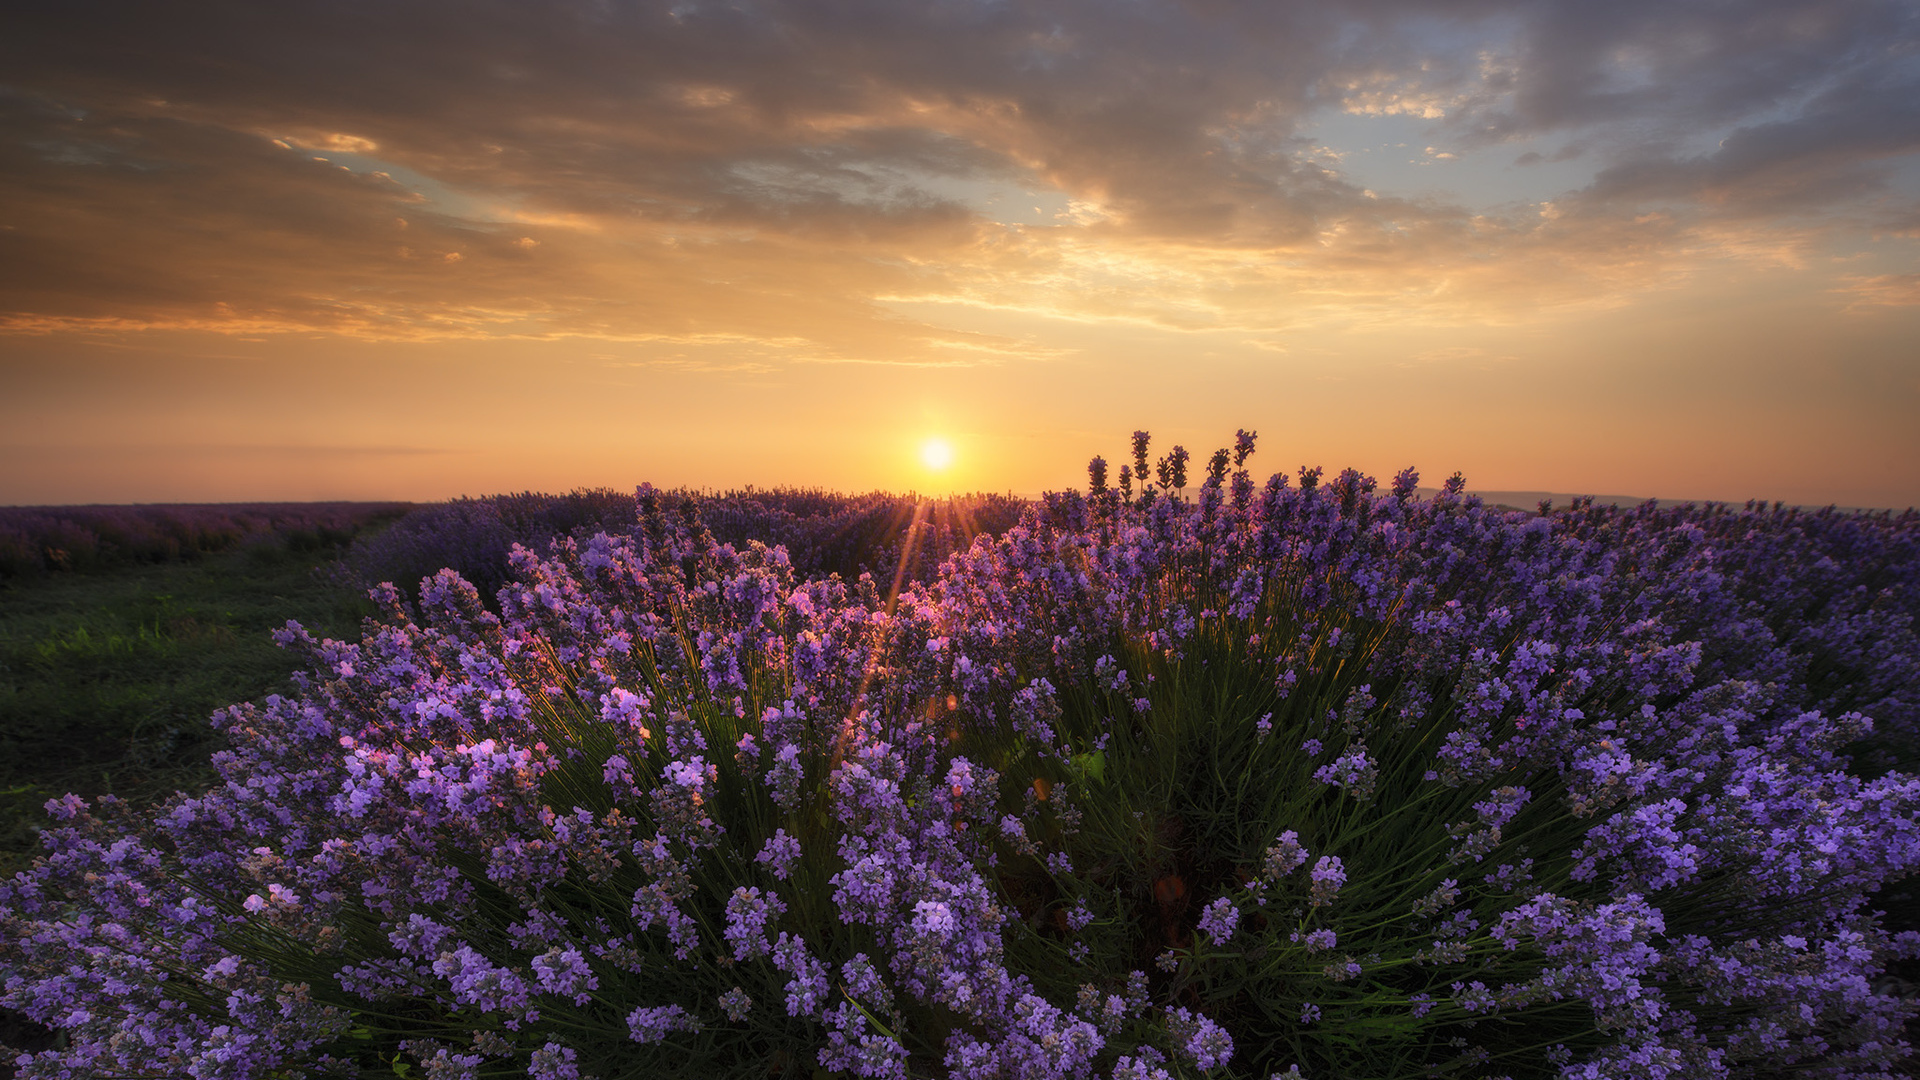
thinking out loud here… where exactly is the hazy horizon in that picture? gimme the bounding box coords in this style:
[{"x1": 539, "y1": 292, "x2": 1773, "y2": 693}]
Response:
[
  {"x1": 6, "y1": 483, "x2": 1910, "y2": 517},
  {"x1": 3, "y1": 1, "x2": 1917, "y2": 508}
]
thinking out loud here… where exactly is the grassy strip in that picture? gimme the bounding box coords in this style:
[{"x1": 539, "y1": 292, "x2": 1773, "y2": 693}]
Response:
[{"x1": 0, "y1": 541, "x2": 378, "y2": 876}]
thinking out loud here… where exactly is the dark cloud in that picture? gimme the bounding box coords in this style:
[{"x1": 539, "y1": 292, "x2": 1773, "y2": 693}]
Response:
[
  {"x1": 1579, "y1": 71, "x2": 1920, "y2": 214},
  {"x1": 1515, "y1": 145, "x2": 1584, "y2": 166},
  {"x1": 1446, "y1": 0, "x2": 1918, "y2": 138}
]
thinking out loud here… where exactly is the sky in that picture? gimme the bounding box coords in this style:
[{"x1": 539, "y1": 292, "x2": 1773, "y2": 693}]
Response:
[{"x1": 2, "y1": 0, "x2": 1918, "y2": 508}]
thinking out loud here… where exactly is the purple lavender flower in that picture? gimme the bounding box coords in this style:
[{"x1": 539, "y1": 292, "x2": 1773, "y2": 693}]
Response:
[
  {"x1": 1233, "y1": 429, "x2": 1258, "y2": 468},
  {"x1": 431, "y1": 945, "x2": 533, "y2": 1019},
  {"x1": 1322, "y1": 956, "x2": 1362, "y2": 982},
  {"x1": 1112, "y1": 1055, "x2": 1173, "y2": 1080},
  {"x1": 1165, "y1": 1006, "x2": 1234, "y2": 1070},
  {"x1": 626, "y1": 1003, "x2": 697, "y2": 1044},
  {"x1": 528, "y1": 1042, "x2": 582, "y2": 1080},
  {"x1": 756, "y1": 828, "x2": 801, "y2": 879},
  {"x1": 718, "y1": 987, "x2": 752, "y2": 1022},
  {"x1": 723, "y1": 886, "x2": 787, "y2": 962},
  {"x1": 1308, "y1": 855, "x2": 1345, "y2": 908},
  {"x1": 1311, "y1": 744, "x2": 1378, "y2": 802},
  {"x1": 1131, "y1": 431, "x2": 1152, "y2": 486},
  {"x1": 1263, "y1": 831, "x2": 1311, "y2": 883},
  {"x1": 1291, "y1": 928, "x2": 1336, "y2": 953},
  {"x1": 530, "y1": 947, "x2": 597, "y2": 1005},
  {"x1": 1411, "y1": 878, "x2": 1461, "y2": 917},
  {"x1": 766, "y1": 741, "x2": 803, "y2": 807},
  {"x1": 1196, "y1": 897, "x2": 1240, "y2": 943},
  {"x1": 770, "y1": 932, "x2": 830, "y2": 1019}
]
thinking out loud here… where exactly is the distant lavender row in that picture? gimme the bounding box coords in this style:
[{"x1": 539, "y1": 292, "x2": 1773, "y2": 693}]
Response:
[
  {"x1": 338, "y1": 487, "x2": 1028, "y2": 604},
  {"x1": 698, "y1": 488, "x2": 1028, "y2": 587},
  {"x1": 0, "y1": 503, "x2": 414, "y2": 578}
]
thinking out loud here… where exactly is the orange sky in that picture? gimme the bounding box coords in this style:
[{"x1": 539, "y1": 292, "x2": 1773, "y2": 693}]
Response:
[{"x1": 3, "y1": 1, "x2": 1918, "y2": 507}]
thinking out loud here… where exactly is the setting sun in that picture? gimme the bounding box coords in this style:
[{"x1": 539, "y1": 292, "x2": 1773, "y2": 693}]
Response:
[{"x1": 920, "y1": 437, "x2": 954, "y2": 471}]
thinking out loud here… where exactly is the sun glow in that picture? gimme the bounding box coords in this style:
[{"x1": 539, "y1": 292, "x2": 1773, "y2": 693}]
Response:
[{"x1": 920, "y1": 437, "x2": 954, "y2": 471}]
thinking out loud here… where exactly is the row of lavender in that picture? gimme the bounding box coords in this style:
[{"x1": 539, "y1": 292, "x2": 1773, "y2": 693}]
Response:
[
  {"x1": 336, "y1": 488, "x2": 1029, "y2": 605},
  {"x1": 3, "y1": 433, "x2": 1918, "y2": 1079},
  {"x1": 0, "y1": 485, "x2": 1022, "y2": 588},
  {"x1": 0, "y1": 503, "x2": 413, "y2": 578}
]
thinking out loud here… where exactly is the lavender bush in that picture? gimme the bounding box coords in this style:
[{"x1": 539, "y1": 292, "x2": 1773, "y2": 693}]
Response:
[{"x1": 3, "y1": 438, "x2": 1918, "y2": 1079}]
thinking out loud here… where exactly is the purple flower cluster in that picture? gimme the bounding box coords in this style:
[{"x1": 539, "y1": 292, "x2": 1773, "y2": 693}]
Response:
[
  {"x1": 1195, "y1": 897, "x2": 1239, "y2": 944},
  {"x1": 1311, "y1": 743, "x2": 1378, "y2": 802},
  {"x1": 1308, "y1": 856, "x2": 1347, "y2": 908},
  {"x1": 2, "y1": 434, "x2": 1917, "y2": 1079}
]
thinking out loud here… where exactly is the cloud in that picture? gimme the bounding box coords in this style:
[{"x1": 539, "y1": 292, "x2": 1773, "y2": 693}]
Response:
[
  {"x1": 315, "y1": 133, "x2": 379, "y2": 153},
  {"x1": 0, "y1": 0, "x2": 1915, "y2": 353},
  {"x1": 1838, "y1": 272, "x2": 1920, "y2": 308},
  {"x1": 1577, "y1": 73, "x2": 1920, "y2": 216},
  {"x1": 1442, "y1": 0, "x2": 1919, "y2": 139},
  {"x1": 1515, "y1": 145, "x2": 1584, "y2": 166}
]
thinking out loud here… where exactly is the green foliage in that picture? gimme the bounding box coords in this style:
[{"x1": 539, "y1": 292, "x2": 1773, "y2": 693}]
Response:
[{"x1": 0, "y1": 546, "x2": 379, "y2": 875}]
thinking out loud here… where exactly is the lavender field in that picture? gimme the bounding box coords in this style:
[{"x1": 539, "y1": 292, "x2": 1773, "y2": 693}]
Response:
[
  {"x1": 0, "y1": 503, "x2": 414, "y2": 581},
  {"x1": 3, "y1": 433, "x2": 1919, "y2": 1080}
]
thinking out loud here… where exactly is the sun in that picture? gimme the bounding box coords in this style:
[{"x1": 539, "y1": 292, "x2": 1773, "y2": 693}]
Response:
[{"x1": 920, "y1": 437, "x2": 954, "y2": 471}]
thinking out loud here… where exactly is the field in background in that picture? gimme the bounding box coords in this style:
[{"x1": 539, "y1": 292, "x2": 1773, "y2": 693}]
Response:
[{"x1": 0, "y1": 502, "x2": 413, "y2": 579}]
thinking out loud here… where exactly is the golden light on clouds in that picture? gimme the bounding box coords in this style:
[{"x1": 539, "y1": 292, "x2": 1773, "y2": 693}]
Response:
[{"x1": 0, "y1": 0, "x2": 1915, "y2": 507}]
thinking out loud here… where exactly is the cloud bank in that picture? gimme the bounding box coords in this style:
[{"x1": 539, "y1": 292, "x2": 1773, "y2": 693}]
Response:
[{"x1": 1, "y1": 0, "x2": 1912, "y2": 358}]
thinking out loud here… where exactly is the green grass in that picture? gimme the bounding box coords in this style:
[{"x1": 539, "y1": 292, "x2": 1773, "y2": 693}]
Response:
[{"x1": 0, "y1": 542, "x2": 379, "y2": 876}]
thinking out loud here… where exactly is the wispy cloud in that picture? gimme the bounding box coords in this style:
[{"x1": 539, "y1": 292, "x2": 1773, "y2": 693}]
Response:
[{"x1": 1838, "y1": 272, "x2": 1920, "y2": 308}]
